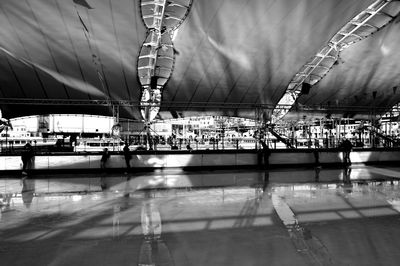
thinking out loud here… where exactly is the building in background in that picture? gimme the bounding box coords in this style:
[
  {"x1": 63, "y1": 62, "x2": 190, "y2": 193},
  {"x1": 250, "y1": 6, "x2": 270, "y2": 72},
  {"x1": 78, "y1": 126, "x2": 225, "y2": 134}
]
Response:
[
  {"x1": 4, "y1": 114, "x2": 400, "y2": 150},
  {"x1": 10, "y1": 114, "x2": 115, "y2": 137}
]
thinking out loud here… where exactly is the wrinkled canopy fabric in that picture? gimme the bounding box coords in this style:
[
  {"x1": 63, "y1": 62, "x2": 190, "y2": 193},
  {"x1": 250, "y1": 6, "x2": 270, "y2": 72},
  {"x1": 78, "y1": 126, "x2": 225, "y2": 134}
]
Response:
[{"x1": 0, "y1": 0, "x2": 399, "y2": 120}]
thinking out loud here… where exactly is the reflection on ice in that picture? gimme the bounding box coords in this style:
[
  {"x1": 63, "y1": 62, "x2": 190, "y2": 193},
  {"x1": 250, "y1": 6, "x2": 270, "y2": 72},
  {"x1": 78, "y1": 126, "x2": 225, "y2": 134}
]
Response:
[
  {"x1": 138, "y1": 195, "x2": 174, "y2": 266},
  {"x1": 141, "y1": 202, "x2": 162, "y2": 238},
  {"x1": 21, "y1": 178, "x2": 35, "y2": 208},
  {"x1": 1, "y1": 166, "x2": 400, "y2": 265},
  {"x1": 112, "y1": 204, "x2": 121, "y2": 238},
  {"x1": 271, "y1": 194, "x2": 297, "y2": 226},
  {"x1": 1, "y1": 166, "x2": 400, "y2": 237},
  {"x1": 273, "y1": 176, "x2": 400, "y2": 224}
]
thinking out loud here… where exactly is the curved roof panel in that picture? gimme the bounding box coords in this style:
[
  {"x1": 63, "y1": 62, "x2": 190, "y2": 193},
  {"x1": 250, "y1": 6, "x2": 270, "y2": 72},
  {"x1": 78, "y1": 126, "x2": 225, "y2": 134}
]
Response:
[
  {"x1": 300, "y1": 18, "x2": 400, "y2": 111},
  {"x1": 0, "y1": 0, "x2": 398, "y2": 121}
]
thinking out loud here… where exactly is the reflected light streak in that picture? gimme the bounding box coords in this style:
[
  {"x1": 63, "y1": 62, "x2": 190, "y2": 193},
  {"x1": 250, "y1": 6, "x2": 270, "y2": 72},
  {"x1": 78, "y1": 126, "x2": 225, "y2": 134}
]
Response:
[
  {"x1": 146, "y1": 157, "x2": 166, "y2": 167},
  {"x1": 162, "y1": 216, "x2": 273, "y2": 233},
  {"x1": 6, "y1": 231, "x2": 50, "y2": 242},
  {"x1": 271, "y1": 194, "x2": 297, "y2": 226},
  {"x1": 71, "y1": 195, "x2": 82, "y2": 202},
  {"x1": 35, "y1": 229, "x2": 64, "y2": 241},
  {"x1": 171, "y1": 28, "x2": 179, "y2": 41},
  {"x1": 274, "y1": 182, "x2": 400, "y2": 224},
  {"x1": 147, "y1": 176, "x2": 165, "y2": 186},
  {"x1": 296, "y1": 211, "x2": 343, "y2": 223},
  {"x1": 359, "y1": 207, "x2": 398, "y2": 217},
  {"x1": 30, "y1": 63, "x2": 105, "y2": 97},
  {"x1": 71, "y1": 228, "x2": 118, "y2": 240},
  {"x1": 164, "y1": 176, "x2": 185, "y2": 187},
  {"x1": 387, "y1": 199, "x2": 400, "y2": 213},
  {"x1": 363, "y1": 166, "x2": 400, "y2": 178},
  {"x1": 207, "y1": 36, "x2": 252, "y2": 70},
  {"x1": 380, "y1": 43, "x2": 391, "y2": 56},
  {"x1": 141, "y1": 202, "x2": 162, "y2": 238},
  {"x1": 0, "y1": 46, "x2": 105, "y2": 97},
  {"x1": 141, "y1": 155, "x2": 194, "y2": 168},
  {"x1": 55, "y1": 216, "x2": 274, "y2": 239}
]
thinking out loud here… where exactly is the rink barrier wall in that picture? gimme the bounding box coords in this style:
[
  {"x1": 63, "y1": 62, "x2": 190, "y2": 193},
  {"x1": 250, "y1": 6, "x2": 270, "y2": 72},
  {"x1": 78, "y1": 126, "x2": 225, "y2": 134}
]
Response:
[{"x1": 1, "y1": 148, "x2": 400, "y2": 171}]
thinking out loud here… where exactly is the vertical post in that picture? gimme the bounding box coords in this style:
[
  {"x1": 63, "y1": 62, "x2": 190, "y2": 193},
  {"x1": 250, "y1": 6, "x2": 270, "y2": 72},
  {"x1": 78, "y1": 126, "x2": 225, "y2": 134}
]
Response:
[
  {"x1": 112, "y1": 105, "x2": 120, "y2": 125},
  {"x1": 320, "y1": 119, "x2": 323, "y2": 148},
  {"x1": 222, "y1": 125, "x2": 225, "y2": 150},
  {"x1": 292, "y1": 123, "x2": 295, "y2": 148},
  {"x1": 390, "y1": 110, "x2": 392, "y2": 142},
  {"x1": 255, "y1": 107, "x2": 259, "y2": 150},
  {"x1": 343, "y1": 118, "x2": 346, "y2": 138},
  {"x1": 385, "y1": 119, "x2": 388, "y2": 146},
  {"x1": 5, "y1": 126, "x2": 8, "y2": 153},
  {"x1": 332, "y1": 119, "x2": 335, "y2": 147},
  {"x1": 81, "y1": 114, "x2": 84, "y2": 136}
]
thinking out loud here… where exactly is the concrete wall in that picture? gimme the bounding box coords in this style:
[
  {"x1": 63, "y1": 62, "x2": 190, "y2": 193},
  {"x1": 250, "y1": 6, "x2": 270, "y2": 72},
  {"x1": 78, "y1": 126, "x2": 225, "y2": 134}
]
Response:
[{"x1": 1, "y1": 150, "x2": 400, "y2": 171}]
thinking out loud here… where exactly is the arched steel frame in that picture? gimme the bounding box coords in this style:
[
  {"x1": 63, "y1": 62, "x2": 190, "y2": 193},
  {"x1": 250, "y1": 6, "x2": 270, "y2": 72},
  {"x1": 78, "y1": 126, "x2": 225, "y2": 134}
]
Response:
[
  {"x1": 271, "y1": 0, "x2": 400, "y2": 124},
  {"x1": 137, "y1": 0, "x2": 193, "y2": 122}
]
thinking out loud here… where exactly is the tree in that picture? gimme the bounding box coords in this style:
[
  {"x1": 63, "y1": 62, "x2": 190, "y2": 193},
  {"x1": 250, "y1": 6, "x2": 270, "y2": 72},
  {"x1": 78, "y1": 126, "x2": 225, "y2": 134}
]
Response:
[
  {"x1": 0, "y1": 109, "x2": 13, "y2": 152},
  {"x1": 0, "y1": 109, "x2": 13, "y2": 133}
]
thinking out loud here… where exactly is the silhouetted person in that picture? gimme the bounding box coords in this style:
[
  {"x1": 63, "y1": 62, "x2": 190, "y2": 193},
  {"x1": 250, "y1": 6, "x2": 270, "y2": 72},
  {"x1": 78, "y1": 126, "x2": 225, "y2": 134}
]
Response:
[
  {"x1": 313, "y1": 149, "x2": 320, "y2": 165},
  {"x1": 340, "y1": 138, "x2": 353, "y2": 165},
  {"x1": 186, "y1": 144, "x2": 193, "y2": 151},
  {"x1": 123, "y1": 144, "x2": 131, "y2": 170},
  {"x1": 21, "y1": 143, "x2": 34, "y2": 175},
  {"x1": 259, "y1": 140, "x2": 271, "y2": 169},
  {"x1": 179, "y1": 138, "x2": 183, "y2": 149},
  {"x1": 100, "y1": 148, "x2": 110, "y2": 169},
  {"x1": 314, "y1": 166, "x2": 321, "y2": 182},
  {"x1": 314, "y1": 138, "x2": 320, "y2": 148}
]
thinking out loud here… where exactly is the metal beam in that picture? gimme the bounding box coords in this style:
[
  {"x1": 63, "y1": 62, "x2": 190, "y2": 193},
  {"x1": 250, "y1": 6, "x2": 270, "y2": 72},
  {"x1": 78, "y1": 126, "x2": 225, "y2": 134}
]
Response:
[
  {"x1": 304, "y1": 64, "x2": 331, "y2": 71},
  {"x1": 272, "y1": 0, "x2": 400, "y2": 123},
  {"x1": 0, "y1": 98, "x2": 393, "y2": 113}
]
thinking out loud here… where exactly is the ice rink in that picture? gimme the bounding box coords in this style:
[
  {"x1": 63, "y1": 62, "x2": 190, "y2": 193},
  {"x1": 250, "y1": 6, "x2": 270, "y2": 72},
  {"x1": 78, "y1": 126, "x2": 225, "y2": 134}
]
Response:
[{"x1": 1, "y1": 165, "x2": 400, "y2": 265}]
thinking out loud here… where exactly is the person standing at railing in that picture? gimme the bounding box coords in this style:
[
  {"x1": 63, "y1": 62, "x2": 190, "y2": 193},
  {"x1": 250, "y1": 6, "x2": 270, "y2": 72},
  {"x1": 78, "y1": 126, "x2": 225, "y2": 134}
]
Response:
[
  {"x1": 314, "y1": 138, "x2": 320, "y2": 148},
  {"x1": 123, "y1": 143, "x2": 131, "y2": 171},
  {"x1": 100, "y1": 148, "x2": 110, "y2": 169},
  {"x1": 21, "y1": 143, "x2": 34, "y2": 176},
  {"x1": 186, "y1": 143, "x2": 193, "y2": 151},
  {"x1": 259, "y1": 139, "x2": 271, "y2": 169},
  {"x1": 340, "y1": 138, "x2": 353, "y2": 165}
]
